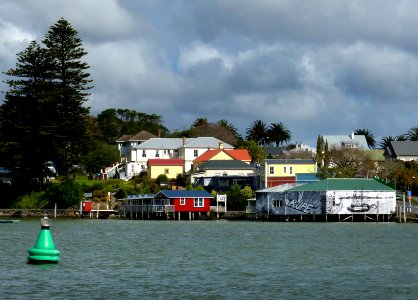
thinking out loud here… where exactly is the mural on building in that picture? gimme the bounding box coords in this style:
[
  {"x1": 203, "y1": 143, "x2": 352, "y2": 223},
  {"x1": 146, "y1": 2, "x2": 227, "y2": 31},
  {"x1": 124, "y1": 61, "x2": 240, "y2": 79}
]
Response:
[
  {"x1": 256, "y1": 191, "x2": 326, "y2": 215},
  {"x1": 326, "y1": 191, "x2": 395, "y2": 214}
]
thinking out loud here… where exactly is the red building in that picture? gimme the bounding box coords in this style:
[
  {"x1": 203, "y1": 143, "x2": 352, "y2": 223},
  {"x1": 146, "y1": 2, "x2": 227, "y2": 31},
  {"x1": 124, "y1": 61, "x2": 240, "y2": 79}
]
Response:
[{"x1": 154, "y1": 190, "x2": 213, "y2": 219}]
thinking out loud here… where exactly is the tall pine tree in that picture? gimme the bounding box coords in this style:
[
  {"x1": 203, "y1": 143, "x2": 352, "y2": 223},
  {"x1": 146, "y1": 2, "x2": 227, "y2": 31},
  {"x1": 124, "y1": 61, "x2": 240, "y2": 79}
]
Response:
[
  {"x1": 1, "y1": 18, "x2": 92, "y2": 189},
  {"x1": 1, "y1": 41, "x2": 55, "y2": 189},
  {"x1": 42, "y1": 18, "x2": 92, "y2": 178}
]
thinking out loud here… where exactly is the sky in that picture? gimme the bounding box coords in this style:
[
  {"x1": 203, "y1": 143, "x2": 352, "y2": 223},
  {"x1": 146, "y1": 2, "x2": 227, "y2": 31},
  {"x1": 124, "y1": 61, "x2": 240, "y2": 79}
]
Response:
[{"x1": 0, "y1": 0, "x2": 417, "y2": 146}]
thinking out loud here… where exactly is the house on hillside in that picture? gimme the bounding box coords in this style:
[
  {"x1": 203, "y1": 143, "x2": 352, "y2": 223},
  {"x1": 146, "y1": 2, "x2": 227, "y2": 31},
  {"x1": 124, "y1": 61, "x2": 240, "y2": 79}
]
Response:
[
  {"x1": 322, "y1": 133, "x2": 369, "y2": 150},
  {"x1": 116, "y1": 130, "x2": 157, "y2": 157},
  {"x1": 263, "y1": 159, "x2": 318, "y2": 188},
  {"x1": 178, "y1": 138, "x2": 234, "y2": 172},
  {"x1": 256, "y1": 178, "x2": 395, "y2": 221},
  {"x1": 127, "y1": 137, "x2": 233, "y2": 177},
  {"x1": 192, "y1": 148, "x2": 251, "y2": 171},
  {"x1": 190, "y1": 148, "x2": 255, "y2": 191},
  {"x1": 384, "y1": 141, "x2": 418, "y2": 161},
  {"x1": 191, "y1": 160, "x2": 259, "y2": 191}
]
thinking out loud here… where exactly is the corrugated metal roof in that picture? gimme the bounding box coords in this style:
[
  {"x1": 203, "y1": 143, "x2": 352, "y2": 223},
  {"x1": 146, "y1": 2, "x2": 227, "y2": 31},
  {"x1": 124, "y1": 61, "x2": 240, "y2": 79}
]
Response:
[
  {"x1": 287, "y1": 178, "x2": 393, "y2": 191},
  {"x1": 184, "y1": 137, "x2": 234, "y2": 149},
  {"x1": 323, "y1": 134, "x2": 369, "y2": 149},
  {"x1": 390, "y1": 141, "x2": 418, "y2": 156},
  {"x1": 135, "y1": 137, "x2": 233, "y2": 150},
  {"x1": 156, "y1": 190, "x2": 213, "y2": 198},
  {"x1": 257, "y1": 183, "x2": 302, "y2": 193},
  {"x1": 135, "y1": 138, "x2": 192, "y2": 149}
]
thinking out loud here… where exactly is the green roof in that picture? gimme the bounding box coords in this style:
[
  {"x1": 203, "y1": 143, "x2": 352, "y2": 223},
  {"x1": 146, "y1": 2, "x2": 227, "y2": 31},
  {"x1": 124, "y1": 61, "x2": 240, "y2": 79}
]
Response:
[{"x1": 287, "y1": 178, "x2": 394, "y2": 192}]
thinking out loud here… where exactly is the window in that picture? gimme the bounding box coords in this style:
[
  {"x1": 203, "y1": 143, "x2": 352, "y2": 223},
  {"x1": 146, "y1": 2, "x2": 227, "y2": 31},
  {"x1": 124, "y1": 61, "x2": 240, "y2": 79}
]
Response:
[
  {"x1": 142, "y1": 150, "x2": 146, "y2": 157},
  {"x1": 194, "y1": 198, "x2": 204, "y2": 207},
  {"x1": 164, "y1": 168, "x2": 169, "y2": 175},
  {"x1": 273, "y1": 200, "x2": 282, "y2": 207},
  {"x1": 283, "y1": 166, "x2": 287, "y2": 173},
  {"x1": 180, "y1": 198, "x2": 185, "y2": 205},
  {"x1": 164, "y1": 150, "x2": 167, "y2": 155},
  {"x1": 289, "y1": 167, "x2": 293, "y2": 175},
  {"x1": 194, "y1": 150, "x2": 198, "y2": 157},
  {"x1": 156, "y1": 150, "x2": 159, "y2": 157},
  {"x1": 269, "y1": 166, "x2": 274, "y2": 175}
]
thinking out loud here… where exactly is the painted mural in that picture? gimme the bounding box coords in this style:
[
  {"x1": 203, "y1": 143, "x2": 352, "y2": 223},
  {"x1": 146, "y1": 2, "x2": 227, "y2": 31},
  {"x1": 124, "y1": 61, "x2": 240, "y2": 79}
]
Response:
[
  {"x1": 256, "y1": 189, "x2": 396, "y2": 216},
  {"x1": 256, "y1": 191, "x2": 326, "y2": 215},
  {"x1": 326, "y1": 190, "x2": 395, "y2": 214}
]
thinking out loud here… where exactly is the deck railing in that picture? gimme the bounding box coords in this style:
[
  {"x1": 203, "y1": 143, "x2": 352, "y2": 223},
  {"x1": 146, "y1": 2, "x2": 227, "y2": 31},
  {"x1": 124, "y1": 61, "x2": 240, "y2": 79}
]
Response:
[{"x1": 121, "y1": 204, "x2": 175, "y2": 213}]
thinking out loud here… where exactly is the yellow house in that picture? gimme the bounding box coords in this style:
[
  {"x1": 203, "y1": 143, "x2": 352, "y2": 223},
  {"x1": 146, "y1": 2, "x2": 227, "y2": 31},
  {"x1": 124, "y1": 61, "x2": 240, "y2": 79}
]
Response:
[
  {"x1": 263, "y1": 159, "x2": 317, "y2": 188},
  {"x1": 147, "y1": 159, "x2": 184, "y2": 179},
  {"x1": 192, "y1": 149, "x2": 251, "y2": 171}
]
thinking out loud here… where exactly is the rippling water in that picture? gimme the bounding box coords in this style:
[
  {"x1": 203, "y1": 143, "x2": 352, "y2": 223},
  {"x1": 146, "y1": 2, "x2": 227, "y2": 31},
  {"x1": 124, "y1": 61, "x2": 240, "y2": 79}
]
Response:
[{"x1": 1, "y1": 219, "x2": 418, "y2": 299}]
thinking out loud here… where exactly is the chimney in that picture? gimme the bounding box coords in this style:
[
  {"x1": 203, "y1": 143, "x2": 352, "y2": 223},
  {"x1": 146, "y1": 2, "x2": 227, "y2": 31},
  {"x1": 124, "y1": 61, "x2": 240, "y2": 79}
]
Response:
[
  {"x1": 351, "y1": 132, "x2": 355, "y2": 139},
  {"x1": 182, "y1": 136, "x2": 186, "y2": 145},
  {"x1": 219, "y1": 142, "x2": 224, "y2": 150},
  {"x1": 158, "y1": 128, "x2": 161, "y2": 138}
]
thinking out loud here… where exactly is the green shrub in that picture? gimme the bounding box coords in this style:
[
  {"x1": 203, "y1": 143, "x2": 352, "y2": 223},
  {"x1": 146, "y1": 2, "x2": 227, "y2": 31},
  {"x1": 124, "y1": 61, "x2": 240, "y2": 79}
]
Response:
[{"x1": 14, "y1": 191, "x2": 48, "y2": 209}]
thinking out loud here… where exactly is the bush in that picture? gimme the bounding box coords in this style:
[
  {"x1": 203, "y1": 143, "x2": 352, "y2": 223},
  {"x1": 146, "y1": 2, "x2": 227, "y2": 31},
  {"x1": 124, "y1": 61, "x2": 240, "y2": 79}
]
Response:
[
  {"x1": 14, "y1": 191, "x2": 49, "y2": 209},
  {"x1": 45, "y1": 180, "x2": 83, "y2": 208}
]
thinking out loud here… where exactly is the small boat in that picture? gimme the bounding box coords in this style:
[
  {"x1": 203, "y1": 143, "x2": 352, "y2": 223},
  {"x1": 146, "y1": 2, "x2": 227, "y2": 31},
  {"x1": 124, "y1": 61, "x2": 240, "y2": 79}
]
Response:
[{"x1": 0, "y1": 219, "x2": 20, "y2": 223}]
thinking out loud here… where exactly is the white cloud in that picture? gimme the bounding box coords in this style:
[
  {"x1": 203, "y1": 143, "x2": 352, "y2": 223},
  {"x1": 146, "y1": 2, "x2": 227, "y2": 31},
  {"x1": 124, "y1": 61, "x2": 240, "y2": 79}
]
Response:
[{"x1": 179, "y1": 41, "x2": 233, "y2": 70}]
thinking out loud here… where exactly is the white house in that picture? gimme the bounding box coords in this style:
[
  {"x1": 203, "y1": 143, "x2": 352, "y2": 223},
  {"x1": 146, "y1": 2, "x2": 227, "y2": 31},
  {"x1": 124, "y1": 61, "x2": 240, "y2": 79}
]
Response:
[
  {"x1": 126, "y1": 137, "x2": 233, "y2": 177},
  {"x1": 116, "y1": 131, "x2": 157, "y2": 157}
]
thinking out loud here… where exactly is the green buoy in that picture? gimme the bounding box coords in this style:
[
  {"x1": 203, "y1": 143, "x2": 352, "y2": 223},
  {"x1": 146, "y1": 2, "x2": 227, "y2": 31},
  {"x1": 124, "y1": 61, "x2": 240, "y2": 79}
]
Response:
[{"x1": 27, "y1": 216, "x2": 60, "y2": 264}]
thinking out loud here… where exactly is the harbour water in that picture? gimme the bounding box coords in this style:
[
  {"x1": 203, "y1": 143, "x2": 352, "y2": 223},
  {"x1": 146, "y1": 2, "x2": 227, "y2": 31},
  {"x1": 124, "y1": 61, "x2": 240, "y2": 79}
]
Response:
[{"x1": 1, "y1": 219, "x2": 418, "y2": 299}]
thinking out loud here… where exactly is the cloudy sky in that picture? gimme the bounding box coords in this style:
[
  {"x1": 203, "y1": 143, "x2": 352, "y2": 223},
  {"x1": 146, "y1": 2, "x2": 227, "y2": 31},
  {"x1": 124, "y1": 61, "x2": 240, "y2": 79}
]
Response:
[{"x1": 0, "y1": 0, "x2": 417, "y2": 146}]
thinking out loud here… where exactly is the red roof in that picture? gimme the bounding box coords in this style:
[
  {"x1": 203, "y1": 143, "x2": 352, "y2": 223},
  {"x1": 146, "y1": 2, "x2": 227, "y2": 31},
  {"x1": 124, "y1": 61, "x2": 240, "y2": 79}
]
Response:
[
  {"x1": 148, "y1": 159, "x2": 184, "y2": 166},
  {"x1": 194, "y1": 149, "x2": 251, "y2": 162},
  {"x1": 225, "y1": 149, "x2": 251, "y2": 161}
]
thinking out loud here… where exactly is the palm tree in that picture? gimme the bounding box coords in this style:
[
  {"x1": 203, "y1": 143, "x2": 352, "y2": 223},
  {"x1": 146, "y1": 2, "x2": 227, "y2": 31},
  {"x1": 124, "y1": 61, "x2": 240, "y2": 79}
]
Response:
[
  {"x1": 245, "y1": 120, "x2": 267, "y2": 145},
  {"x1": 192, "y1": 117, "x2": 208, "y2": 128},
  {"x1": 395, "y1": 134, "x2": 407, "y2": 141},
  {"x1": 217, "y1": 119, "x2": 238, "y2": 136},
  {"x1": 379, "y1": 136, "x2": 395, "y2": 149},
  {"x1": 406, "y1": 126, "x2": 418, "y2": 141},
  {"x1": 267, "y1": 122, "x2": 291, "y2": 146},
  {"x1": 354, "y1": 128, "x2": 376, "y2": 149}
]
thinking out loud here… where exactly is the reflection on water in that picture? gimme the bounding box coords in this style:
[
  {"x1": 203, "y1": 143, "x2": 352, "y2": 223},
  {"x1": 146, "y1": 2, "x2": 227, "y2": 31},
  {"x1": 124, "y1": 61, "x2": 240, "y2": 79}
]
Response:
[{"x1": 1, "y1": 219, "x2": 418, "y2": 299}]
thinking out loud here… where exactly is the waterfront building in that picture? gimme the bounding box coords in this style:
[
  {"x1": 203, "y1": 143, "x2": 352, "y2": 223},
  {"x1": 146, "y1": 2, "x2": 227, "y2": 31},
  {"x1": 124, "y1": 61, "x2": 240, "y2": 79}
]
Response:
[
  {"x1": 120, "y1": 190, "x2": 213, "y2": 220},
  {"x1": 256, "y1": 178, "x2": 396, "y2": 221}
]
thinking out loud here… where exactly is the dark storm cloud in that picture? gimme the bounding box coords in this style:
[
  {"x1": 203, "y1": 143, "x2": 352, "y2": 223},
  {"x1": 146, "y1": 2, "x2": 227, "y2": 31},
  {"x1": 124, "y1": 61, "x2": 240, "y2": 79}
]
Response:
[{"x1": 0, "y1": 0, "x2": 417, "y2": 145}]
